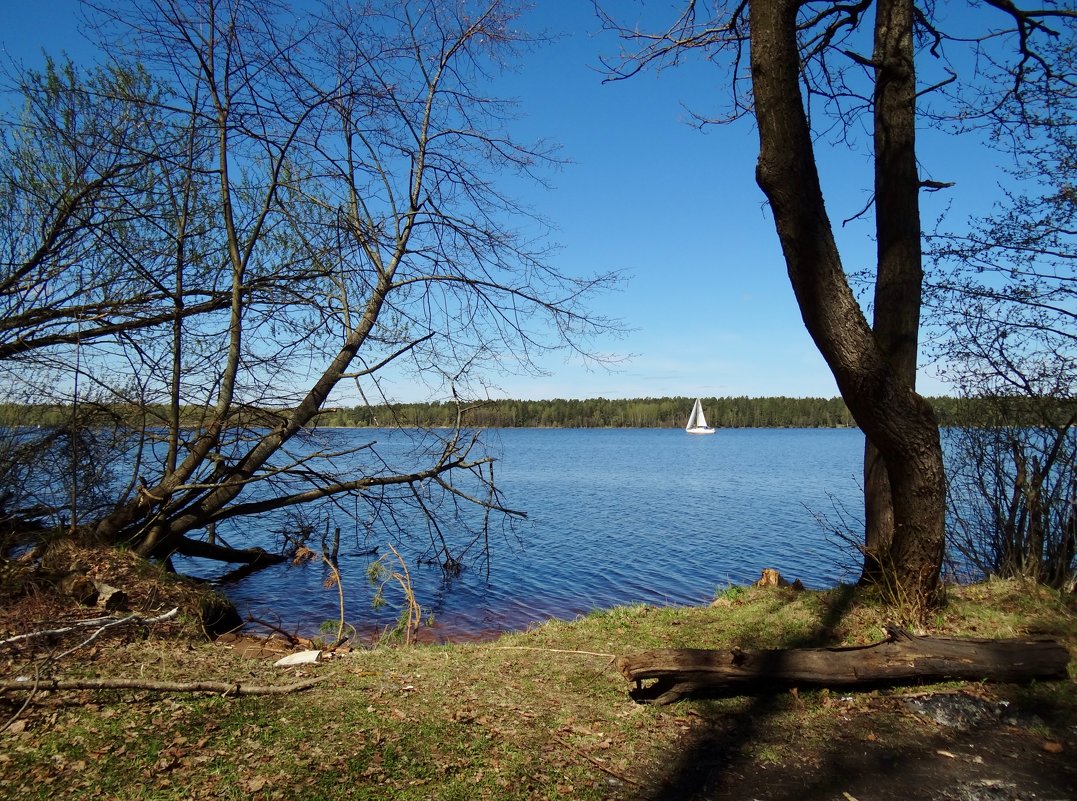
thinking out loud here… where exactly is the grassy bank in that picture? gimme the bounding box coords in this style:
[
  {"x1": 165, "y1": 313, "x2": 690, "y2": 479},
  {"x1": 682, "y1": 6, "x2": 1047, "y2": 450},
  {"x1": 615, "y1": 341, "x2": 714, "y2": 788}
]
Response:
[{"x1": 2, "y1": 580, "x2": 1075, "y2": 800}]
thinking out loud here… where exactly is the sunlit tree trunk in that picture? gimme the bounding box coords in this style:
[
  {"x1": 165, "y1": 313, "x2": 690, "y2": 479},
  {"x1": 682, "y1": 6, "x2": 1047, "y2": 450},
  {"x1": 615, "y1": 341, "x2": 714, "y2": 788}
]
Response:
[
  {"x1": 749, "y1": 0, "x2": 946, "y2": 607},
  {"x1": 862, "y1": 0, "x2": 928, "y2": 584}
]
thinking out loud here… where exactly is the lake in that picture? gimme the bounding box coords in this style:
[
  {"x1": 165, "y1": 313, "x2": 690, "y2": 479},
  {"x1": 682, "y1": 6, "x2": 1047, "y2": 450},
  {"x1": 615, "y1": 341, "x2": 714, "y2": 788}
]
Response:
[{"x1": 178, "y1": 427, "x2": 866, "y2": 640}]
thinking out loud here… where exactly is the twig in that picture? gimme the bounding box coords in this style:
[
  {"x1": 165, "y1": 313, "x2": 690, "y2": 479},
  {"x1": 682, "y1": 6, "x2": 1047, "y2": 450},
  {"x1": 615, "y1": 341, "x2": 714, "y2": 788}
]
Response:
[
  {"x1": 0, "y1": 667, "x2": 40, "y2": 734},
  {"x1": 491, "y1": 646, "x2": 616, "y2": 658},
  {"x1": 370, "y1": 545, "x2": 423, "y2": 646},
  {"x1": 245, "y1": 614, "x2": 301, "y2": 646},
  {"x1": 552, "y1": 734, "x2": 642, "y2": 788},
  {"x1": 388, "y1": 545, "x2": 421, "y2": 646},
  {"x1": 0, "y1": 675, "x2": 330, "y2": 696},
  {"x1": 52, "y1": 608, "x2": 180, "y2": 662},
  {"x1": 321, "y1": 549, "x2": 346, "y2": 646}
]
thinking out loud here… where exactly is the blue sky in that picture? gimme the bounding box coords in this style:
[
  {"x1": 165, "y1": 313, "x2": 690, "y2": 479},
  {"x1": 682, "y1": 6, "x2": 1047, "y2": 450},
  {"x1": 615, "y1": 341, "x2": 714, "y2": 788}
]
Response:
[{"x1": 0, "y1": 1, "x2": 1017, "y2": 402}]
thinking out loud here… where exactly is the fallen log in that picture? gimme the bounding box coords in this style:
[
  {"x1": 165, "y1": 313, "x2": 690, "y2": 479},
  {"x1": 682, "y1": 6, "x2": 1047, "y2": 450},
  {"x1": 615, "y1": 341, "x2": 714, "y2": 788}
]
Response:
[{"x1": 618, "y1": 626, "x2": 1070, "y2": 704}]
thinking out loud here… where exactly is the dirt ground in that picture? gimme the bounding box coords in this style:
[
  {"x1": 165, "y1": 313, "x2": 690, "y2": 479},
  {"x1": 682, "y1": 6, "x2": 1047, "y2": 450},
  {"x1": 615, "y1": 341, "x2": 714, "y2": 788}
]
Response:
[{"x1": 639, "y1": 689, "x2": 1077, "y2": 801}]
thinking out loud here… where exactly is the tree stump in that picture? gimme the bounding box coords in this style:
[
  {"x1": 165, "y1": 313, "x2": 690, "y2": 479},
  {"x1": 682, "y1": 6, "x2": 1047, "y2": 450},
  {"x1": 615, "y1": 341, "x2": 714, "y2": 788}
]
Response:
[
  {"x1": 618, "y1": 626, "x2": 1070, "y2": 704},
  {"x1": 93, "y1": 581, "x2": 128, "y2": 611}
]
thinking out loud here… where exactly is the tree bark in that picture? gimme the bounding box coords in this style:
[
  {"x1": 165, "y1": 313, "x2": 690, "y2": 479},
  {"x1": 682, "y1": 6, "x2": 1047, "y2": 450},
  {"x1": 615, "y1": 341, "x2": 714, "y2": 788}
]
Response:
[
  {"x1": 618, "y1": 628, "x2": 1070, "y2": 704},
  {"x1": 863, "y1": 0, "x2": 927, "y2": 585},
  {"x1": 748, "y1": 0, "x2": 947, "y2": 606}
]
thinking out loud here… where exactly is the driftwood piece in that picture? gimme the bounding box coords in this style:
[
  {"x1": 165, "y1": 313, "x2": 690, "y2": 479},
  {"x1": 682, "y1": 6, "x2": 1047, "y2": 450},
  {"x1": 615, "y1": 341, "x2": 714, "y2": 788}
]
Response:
[{"x1": 618, "y1": 626, "x2": 1071, "y2": 704}]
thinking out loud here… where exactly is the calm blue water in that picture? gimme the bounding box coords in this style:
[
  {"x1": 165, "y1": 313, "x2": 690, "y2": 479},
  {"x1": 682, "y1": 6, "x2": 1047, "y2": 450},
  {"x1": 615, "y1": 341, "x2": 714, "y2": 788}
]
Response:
[{"x1": 182, "y1": 428, "x2": 866, "y2": 640}]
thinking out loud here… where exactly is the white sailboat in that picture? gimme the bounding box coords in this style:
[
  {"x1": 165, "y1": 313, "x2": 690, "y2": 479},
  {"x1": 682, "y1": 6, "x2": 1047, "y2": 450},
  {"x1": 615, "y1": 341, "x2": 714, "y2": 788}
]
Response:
[{"x1": 685, "y1": 398, "x2": 716, "y2": 435}]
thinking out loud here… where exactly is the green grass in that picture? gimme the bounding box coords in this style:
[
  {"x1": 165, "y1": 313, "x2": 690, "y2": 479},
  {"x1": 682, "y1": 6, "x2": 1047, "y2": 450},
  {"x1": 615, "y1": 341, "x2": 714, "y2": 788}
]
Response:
[{"x1": 2, "y1": 579, "x2": 1075, "y2": 800}]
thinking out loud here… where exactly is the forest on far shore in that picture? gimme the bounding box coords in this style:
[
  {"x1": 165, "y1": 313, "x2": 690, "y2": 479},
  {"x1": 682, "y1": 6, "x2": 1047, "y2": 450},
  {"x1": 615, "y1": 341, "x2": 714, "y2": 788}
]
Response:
[
  {"x1": 315, "y1": 395, "x2": 1052, "y2": 429},
  {"x1": 320, "y1": 395, "x2": 855, "y2": 428},
  {"x1": 3, "y1": 395, "x2": 1061, "y2": 432}
]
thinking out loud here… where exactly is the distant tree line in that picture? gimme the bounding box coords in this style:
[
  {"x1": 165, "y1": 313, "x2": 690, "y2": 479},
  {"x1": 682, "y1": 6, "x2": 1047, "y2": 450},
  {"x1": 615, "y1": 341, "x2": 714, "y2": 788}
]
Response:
[
  {"x1": 316, "y1": 395, "x2": 1072, "y2": 430},
  {"x1": 6, "y1": 395, "x2": 1070, "y2": 432},
  {"x1": 321, "y1": 396, "x2": 855, "y2": 428}
]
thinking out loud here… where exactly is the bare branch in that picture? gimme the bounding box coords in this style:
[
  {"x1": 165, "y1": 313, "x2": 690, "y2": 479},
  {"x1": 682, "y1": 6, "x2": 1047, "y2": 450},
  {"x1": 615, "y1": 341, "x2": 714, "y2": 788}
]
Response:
[{"x1": 0, "y1": 676, "x2": 329, "y2": 695}]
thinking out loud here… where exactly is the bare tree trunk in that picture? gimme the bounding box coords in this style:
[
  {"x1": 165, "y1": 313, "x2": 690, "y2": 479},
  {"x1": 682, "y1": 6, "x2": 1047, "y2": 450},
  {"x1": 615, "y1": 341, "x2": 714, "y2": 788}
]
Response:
[
  {"x1": 862, "y1": 0, "x2": 927, "y2": 585},
  {"x1": 151, "y1": 269, "x2": 398, "y2": 555},
  {"x1": 749, "y1": 0, "x2": 946, "y2": 607}
]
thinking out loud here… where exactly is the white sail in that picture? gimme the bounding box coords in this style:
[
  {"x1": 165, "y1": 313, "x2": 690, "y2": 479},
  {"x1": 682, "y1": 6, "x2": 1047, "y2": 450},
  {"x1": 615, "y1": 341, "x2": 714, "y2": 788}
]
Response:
[
  {"x1": 685, "y1": 398, "x2": 715, "y2": 434},
  {"x1": 686, "y1": 398, "x2": 704, "y2": 429}
]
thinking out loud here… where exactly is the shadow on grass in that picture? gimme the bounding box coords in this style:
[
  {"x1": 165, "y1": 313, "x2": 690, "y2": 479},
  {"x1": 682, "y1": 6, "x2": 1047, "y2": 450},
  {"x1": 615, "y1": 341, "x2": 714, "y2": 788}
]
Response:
[
  {"x1": 639, "y1": 584, "x2": 860, "y2": 801},
  {"x1": 635, "y1": 584, "x2": 1077, "y2": 801}
]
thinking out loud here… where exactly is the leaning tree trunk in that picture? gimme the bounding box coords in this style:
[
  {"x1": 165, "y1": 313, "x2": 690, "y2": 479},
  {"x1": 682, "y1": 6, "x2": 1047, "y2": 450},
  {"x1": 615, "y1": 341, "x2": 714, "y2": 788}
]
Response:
[
  {"x1": 863, "y1": 0, "x2": 927, "y2": 585},
  {"x1": 89, "y1": 241, "x2": 399, "y2": 563},
  {"x1": 749, "y1": 0, "x2": 947, "y2": 607}
]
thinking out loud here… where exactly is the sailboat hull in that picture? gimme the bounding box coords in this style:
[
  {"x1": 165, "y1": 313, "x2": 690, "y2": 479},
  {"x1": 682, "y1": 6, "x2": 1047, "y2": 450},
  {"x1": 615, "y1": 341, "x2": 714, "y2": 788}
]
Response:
[{"x1": 685, "y1": 427, "x2": 715, "y2": 435}]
